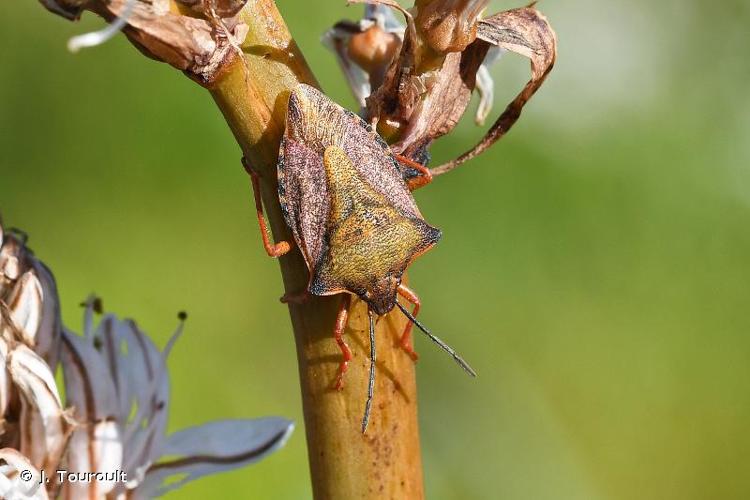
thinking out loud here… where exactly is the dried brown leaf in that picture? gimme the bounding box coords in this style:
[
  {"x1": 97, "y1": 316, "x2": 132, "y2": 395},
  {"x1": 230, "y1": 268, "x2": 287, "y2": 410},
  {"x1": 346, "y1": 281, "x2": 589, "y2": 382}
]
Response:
[
  {"x1": 44, "y1": 0, "x2": 249, "y2": 83},
  {"x1": 391, "y1": 45, "x2": 487, "y2": 159},
  {"x1": 353, "y1": 0, "x2": 424, "y2": 142},
  {"x1": 431, "y1": 5, "x2": 557, "y2": 175}
]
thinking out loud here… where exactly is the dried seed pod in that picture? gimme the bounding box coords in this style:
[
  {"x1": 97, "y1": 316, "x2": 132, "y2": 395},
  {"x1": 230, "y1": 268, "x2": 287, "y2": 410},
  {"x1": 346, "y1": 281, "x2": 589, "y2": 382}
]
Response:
[
  {"x1": 430, "y1": 6, "x2": 558, "y2": 174},
  {"x1": 348, "y1": 23, "x2": 401, "y2": 74},
  {"x1": 414, "y1": 0, "x2": 489, "y2": 54},
  {"x1": 0, "y1": 307, "x2": 71, "y2": 491},
  {"x1": 323, "y1": 5, "x2": 405, "y2": 108},
  {"x1": 242, "y1": 84, "x2": 475, "y2": 431}
]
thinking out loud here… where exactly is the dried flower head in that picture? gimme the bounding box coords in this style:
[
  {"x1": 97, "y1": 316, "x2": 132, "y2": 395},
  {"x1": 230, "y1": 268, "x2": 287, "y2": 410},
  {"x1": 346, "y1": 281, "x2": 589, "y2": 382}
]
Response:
[
  {"x1": 324, "y1": 5, "x2": 406, "y2": 108},
  {"x1": 327, "y1": 0, "x2": 557, "y2": 172},
  {"x1": 0, "y1": 448, "x2": 51, "y2": 499},
  {"x1": 0, "y1": 224, "x2": 71, "y2": 496},
  {"x1": 39, "y1": 0, "x2": 250, "y2": 82},
  {"x1": 0, "y1": 224, "x2": 61, "y2": 371},
  {"x1": 0, "y1": 222, "x2": 294, "y2": 499}
]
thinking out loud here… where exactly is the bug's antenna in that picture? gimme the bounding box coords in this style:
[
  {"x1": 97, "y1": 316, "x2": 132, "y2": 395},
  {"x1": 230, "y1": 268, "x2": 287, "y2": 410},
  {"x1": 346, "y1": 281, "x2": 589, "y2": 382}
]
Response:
[
  {"x1": 396, "y1": 302, "x2": 477, "y2": 377},
  {"x1": 362, "y1": 309, "x2": 376, "y2": 433}
]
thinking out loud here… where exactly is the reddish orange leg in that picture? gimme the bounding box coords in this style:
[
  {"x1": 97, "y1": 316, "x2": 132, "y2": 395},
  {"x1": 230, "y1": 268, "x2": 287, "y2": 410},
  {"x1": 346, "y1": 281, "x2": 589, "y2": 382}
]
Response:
[
  {"x1": 395, "y1": 154, "x2": 433, "y2": 191},
  {"x1": 333, "y1": 295, "x2": 353, "y2": 390},
  {"x1": 396, "y1": 284, "x2": 420, "y2": 361},
  {"x1": 241, "y1": 157, "x2": 293, "y2": 258}
]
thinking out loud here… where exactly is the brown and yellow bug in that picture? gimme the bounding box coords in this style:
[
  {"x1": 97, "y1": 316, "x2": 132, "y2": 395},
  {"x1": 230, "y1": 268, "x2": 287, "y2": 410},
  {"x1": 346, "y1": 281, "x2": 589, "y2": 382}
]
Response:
[{"x1": 242, "y1": 84, "x2": 475, "y2": 432}]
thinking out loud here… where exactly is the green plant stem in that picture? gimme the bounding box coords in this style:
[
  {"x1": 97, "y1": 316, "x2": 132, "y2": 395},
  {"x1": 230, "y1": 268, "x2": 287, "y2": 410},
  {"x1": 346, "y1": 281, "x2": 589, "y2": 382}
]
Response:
[{"x1": 206, "y1": 1, "x2": 425, "y2": 498}]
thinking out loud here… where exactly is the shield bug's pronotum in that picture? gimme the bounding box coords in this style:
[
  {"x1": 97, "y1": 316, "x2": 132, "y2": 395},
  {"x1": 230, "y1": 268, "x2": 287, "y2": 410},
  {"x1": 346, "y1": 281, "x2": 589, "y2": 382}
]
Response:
[{"x1": 242, "y1": 84, "x2": 475, "y2": 432}]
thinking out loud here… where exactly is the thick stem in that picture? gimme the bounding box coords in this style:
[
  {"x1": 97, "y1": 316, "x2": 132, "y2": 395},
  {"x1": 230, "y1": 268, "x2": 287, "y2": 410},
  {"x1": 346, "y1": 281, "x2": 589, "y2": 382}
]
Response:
[{"x1": 207, "y1": 1, "x2": 424, "y2": 498}]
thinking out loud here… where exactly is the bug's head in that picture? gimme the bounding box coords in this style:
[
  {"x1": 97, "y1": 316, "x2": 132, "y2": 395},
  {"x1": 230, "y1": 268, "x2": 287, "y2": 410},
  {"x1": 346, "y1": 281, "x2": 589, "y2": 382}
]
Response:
[
  {"x1": 310, "y1": 270, "x2": 401, "y2": 316},
  {"x1": 360, "y1": 274, "x2": 400, "y2": 316}
]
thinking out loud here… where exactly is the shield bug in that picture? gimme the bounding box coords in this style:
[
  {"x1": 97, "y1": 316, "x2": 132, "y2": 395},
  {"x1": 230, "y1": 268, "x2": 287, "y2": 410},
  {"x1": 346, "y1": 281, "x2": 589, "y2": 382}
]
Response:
[{"x1": 242, "y1": 84, "x2": 475, "y2": 432}]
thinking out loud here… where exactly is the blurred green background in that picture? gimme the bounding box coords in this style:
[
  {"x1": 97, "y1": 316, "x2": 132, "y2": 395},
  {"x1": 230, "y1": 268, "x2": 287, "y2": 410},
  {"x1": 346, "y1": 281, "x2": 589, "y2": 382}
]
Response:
[{"x1": 2, "y1": 0, "x2": 750, "y2": 498}]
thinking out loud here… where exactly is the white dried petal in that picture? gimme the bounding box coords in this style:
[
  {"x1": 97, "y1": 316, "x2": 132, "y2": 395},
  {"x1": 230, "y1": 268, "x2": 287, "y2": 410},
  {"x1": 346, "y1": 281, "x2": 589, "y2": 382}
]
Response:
[
  {"x1": 136, "y1": 418, "x2": 294, "y2": 498},
  {"x1": 1, "y1": 255, "x2": 20, "y2": 284},
  {"x1": 61, "y1": 329, "x2": 120, "y2": 422},
  {"x1": 67, "y1": 0, "x2": 136, "y2": 53},
  {"x1": 28, "y1": 261, "x2": 60, "y2": 368},
  {"x1": 0, "y1": 234, "x2": 23, "y2": 287},
  {"x1": 0, "y1": 332, "x2": 11, "y2": 419},
  {"x1": 61, "y1": 328, "x2": 124, "y2": 498},
  {"x1": 366, "y1": 4, "x2": 404, "y2": 34},
  {"x1": 60, "y1": 301, "x2": 292, "y2": 499},
  {"x1": 115, "y1": 319, "x2": 170, "y2": 477},
  {"x1": 0, "y1": 449, "x2": 50, "y2": 500},
  {"x1": 61, "y1": 421, "x2": 122, "y2": 499},
  {"x1": 6, "y1": 272, "x2": 43, "y2": 347},
  {"x1": 8, "y1": 345, "x2": 68, "y2": 476},
  {"x1": 474, "y1": 47, "x2": 503, "y2": 125}
]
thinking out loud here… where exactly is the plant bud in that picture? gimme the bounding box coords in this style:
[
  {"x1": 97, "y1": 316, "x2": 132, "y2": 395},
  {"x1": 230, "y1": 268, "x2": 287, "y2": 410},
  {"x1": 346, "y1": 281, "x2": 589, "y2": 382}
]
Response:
[
  {"x1": 415, "y1": 0, "x2": 488, "y2": 53},
  {"x1": 348, "y1": 24, "x2": 401, "y2": 73}
]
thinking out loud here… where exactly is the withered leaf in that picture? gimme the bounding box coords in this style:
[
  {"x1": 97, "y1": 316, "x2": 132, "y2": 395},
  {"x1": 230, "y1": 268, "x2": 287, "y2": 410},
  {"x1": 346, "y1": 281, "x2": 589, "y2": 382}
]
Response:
[
  {"x1": 355, "y1": 0, "x2": 467, "y2": 157},
  {"x1": 391, "y1": 46, "x2": 487, "y2": 160},
  {"x1": 431, "y1": 5, "x2": 557, "y2": 175}
]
